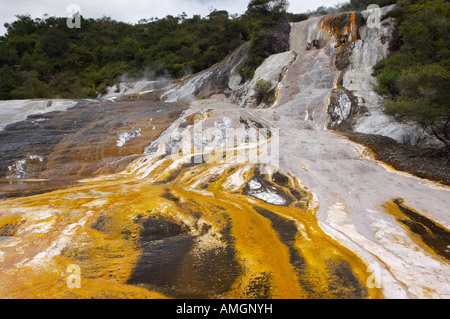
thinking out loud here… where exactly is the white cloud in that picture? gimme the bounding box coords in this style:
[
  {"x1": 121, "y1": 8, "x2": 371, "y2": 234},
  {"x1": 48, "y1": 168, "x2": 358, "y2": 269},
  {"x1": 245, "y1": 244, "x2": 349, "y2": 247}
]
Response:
[
  {"x1": 0, "y1": 0, "x2": 344, "y2": 35},
  {"x1": 288, "y1": 0, "x2": 345, "y2": 13}
]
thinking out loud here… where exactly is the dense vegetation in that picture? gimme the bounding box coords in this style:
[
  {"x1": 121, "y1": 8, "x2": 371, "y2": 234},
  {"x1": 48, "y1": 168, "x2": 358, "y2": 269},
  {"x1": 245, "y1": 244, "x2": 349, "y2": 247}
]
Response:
[
  {"x1": 0, "y1": 0, "x2": 398, "y2": 100},
  {"x1": 0, "y1": 11, "x2": 249, "y2": 99},
  {"x1": 373, "y1": 0, "x2": 450, "y2": 152},
  {"x1": 0, "y1": 0, "x2": 296, "y2": 100},
  {"x1": 238, "y1": 0, "x2": 291, "y2": 80}
]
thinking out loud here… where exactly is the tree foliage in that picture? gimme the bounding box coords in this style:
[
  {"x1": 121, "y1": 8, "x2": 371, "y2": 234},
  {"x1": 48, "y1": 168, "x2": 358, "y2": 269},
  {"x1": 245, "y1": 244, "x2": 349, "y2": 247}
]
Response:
[
  {"x1": 374, "y1": 0, "x2": 450, "y2": 152},
  {"x1": 239, "y1": 0, "x2": 292, "y2": 80},
  {"x1": 305, "y1": 0, "x2": 396, "y2": 16},
  {"x1": 0, "y1": 0, "x2": 320, "y2": 100},
  {"x1": 0, "y1": 0, "x2": 406, "y2": 102},
  {"x1": 254, "y1": 79, "x2": 274, "y2": 105},
  {"x1": 0, "y1": 12, "x2": 249, "y2": 99}
]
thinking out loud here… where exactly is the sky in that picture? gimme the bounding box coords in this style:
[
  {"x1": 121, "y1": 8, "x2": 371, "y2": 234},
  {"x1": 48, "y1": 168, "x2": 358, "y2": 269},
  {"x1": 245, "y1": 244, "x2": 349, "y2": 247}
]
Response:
[{"x1": 0, "y1": 0, "x2": 343, "y2": 35}]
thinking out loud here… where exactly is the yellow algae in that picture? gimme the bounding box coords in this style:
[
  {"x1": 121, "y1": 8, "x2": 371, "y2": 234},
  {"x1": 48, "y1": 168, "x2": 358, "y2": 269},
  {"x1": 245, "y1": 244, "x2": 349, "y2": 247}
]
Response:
[
  {"x1": 0, "y1": 180, "x2": 173, "y2": 298},
  {"x1": 144, "y1": 159, "x2": 381, "y2": 298},
  {"x1": 243, "y1": 197, "x2": 380, "y2": 297},
  {"x1": 319, "y1": 12, "x2": 360, "y2": 48},
  {"x1": 0, "y1": 215, "x2": 25, "y2": 235},
  {"x1": 382, "y1": 199, "x2": 450, "y2": 261},
  {"x1": 3, "y1": 23, "x2": 447, "y2": 299},
  {"x1": 0, "y1": 135, "x2": 383, "y2": 298},
  {"x1": 0, "y1": 261, "x2": 169, "y2": 299},
  {"x1": 269, "y1": 84, "x2": 281, "y2": 108}
]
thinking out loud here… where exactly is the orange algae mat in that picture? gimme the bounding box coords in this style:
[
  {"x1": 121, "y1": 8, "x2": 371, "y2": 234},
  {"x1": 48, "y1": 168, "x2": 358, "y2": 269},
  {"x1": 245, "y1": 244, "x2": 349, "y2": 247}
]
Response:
[
  {"x1": 0, "y1": 157, "x2": 382, "y2": 298},
  {"x1": 0, "y1": 99, "x2": 383, "y2": 299}
]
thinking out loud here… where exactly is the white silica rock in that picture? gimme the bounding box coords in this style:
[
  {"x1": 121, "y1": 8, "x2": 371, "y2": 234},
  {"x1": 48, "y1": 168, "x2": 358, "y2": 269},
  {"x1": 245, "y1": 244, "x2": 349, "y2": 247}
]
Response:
[
  {"x1": 0, "y1": 99, "x2": 77, "y2": 131},
  {"x1": 238, "y1": 51, "x2": 297, "y2": 108}
]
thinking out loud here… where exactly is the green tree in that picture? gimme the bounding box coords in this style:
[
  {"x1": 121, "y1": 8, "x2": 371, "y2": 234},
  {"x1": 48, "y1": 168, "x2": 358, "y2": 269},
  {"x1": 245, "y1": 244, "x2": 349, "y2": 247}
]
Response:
[
  {"x1": 39, "y1": 28, "x2": 69, "y2": 58},
  {"x1": 374, "y1": 0, "x2": 450, "y2": 152},
  {"x1": 1, "y1": 0, "x2": 353, "y2": 100},
  {"x1": 0, "y1": 44, "x2": 19, "y2": 66},
  {"x1": 11, "y1": 71, "x2": 50, "y2": 98},
  {"x1": 4, "y1": 15, "x2": 38, "y2": 37},
  {"x1": 342, "y1": 0, "x2": 397, "y2": 11},
  {"x1": 240, "y1": 0, "x2": 290, "y2": 80},
  {"x1": 254, "y1": 79, "x2": 274, "y2": 105},
  {"x1": 0, "y1": 65, "x2": 22, "y2": 99}
]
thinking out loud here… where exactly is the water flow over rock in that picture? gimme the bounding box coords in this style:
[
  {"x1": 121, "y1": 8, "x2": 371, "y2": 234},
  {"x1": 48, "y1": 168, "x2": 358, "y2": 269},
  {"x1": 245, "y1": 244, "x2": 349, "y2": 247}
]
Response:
[{"x1": 0, "y1": 5, "x2": 448, "y2": 300}]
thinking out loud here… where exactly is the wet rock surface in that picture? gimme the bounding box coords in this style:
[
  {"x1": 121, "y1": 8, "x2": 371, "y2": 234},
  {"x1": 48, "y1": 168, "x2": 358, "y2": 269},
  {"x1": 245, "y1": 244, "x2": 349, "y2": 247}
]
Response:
[
  {"x1": 0, "y1": 5, "x2": 448, "y2": 300},
  {"x1": 343, "y1": 132, "x2": 450, "y2": 185},
  {"x1": 127, "y1": 213, "x2": 240, "y2": 299},
  {"x1": 393, "y1": 199, "x2": 450, "y2": 260},
  {"x1": 0, "y1": 99, "x2": 186, "y2": 198}
]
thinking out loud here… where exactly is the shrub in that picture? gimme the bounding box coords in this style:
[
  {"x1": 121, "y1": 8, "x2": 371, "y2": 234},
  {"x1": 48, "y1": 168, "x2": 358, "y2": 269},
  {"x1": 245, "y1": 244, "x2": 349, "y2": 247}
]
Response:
[
  {"x1": 374, "y1": 0, "x2": 450, "y2": 152},
  {"x1": 254, "y1": 79, "x2": 274, "y2": 105}
]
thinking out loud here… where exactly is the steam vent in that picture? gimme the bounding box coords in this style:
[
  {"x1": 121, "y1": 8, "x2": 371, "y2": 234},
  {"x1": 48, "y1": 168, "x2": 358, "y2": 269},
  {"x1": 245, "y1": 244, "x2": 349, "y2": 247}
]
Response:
[{"x1": 0, "y1": 4, "x2": 449, "y2": 299}]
